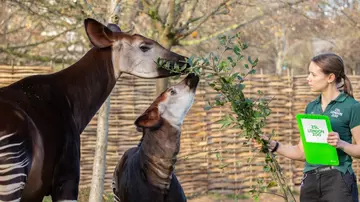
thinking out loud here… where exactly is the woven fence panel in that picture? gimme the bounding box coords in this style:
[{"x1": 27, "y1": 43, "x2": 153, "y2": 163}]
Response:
[
  {"x1": 0, "y1": 65, "x2": 53, "y2": 86},
  {"x1": 3, "y1": 65, "x2": 360, "y2": 197}
]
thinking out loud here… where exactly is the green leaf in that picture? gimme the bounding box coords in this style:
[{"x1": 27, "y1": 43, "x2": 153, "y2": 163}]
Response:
[
  {"x1": 216, "y1": 152, "x2": 222, "y2": 160},
  {"x1": 248, "y1": 69, "x2": 256, "y2": 74},
  {"x1": 218, "y1": 35, "x2": 227, "y2": 45},
  {"x1": 233, "y1": 45, "x2": 241, "y2": 55},
  {"x1": 219, "y1": 60, "x2": 228, "y2": 71},
  {"x1": 242, "y1": 42, "x2": 249, "y2": 49},
  {"x1": 236, "y1": 83, "x2": 245, "y2": 91},
  {"x1": 216, "y1": 115, "x2": 233, "y2": 128},
  {"x1": 225, "y1": 46, "x2": 232, "y2": 51},
  {"x1": 188, "y1": 16, "x2": 202, "y2": 23},
  {"x1": 267, "y1": 181, "x2": 277, "y2": 188},
  {"x1": 252, "y1": 57, "x2": 259, "y2": 67},
  {"x1": 248, "y1": 56, "x2": 253, "y2": 65},
  {"x1": 263, "y1": 165, "x2": 271, "y2": 172},
  {"x1": 204, "y1": 105, "x2": 212, "y2": 110},
  {"x1": 194, "y1": 67, "x2": 201, "y2": 76},
  {"x1": 237, "y1": 54, "x2": 244, "y2": 61},
  {"x1": 187, "y1": 56, "x2": 194, "y2": 66},
  {"x1": 203, "y1": 58, "x2": 210, "y2": 65}
]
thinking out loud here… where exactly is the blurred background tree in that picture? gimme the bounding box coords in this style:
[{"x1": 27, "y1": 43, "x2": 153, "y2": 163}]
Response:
[{"x1": 2, "y1": 0, "x2": 359, "y2": 84}]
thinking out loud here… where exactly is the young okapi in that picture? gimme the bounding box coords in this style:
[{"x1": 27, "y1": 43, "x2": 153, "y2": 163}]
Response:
[
  {"x1": 112, "y1": 73, "x2": 199, "y2": 202},
  {"x1": 0, "y1": 18, "x2": 189, "y2": 202}
]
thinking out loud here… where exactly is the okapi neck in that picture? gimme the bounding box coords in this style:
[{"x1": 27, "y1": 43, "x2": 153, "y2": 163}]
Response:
[
  {"x1": 139, "y1": 121, "x2": 181, "y2": 191},
  {"x1": 55, "y1": 47, "x2": 116, "y2": 133}
]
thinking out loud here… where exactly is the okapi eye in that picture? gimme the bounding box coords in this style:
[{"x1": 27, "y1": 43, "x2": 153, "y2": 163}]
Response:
[
  {"x1": 140, "y1": 45, "x2": 151, "y2": 52},
  {"x1": 170, "y1": 89, "x2": 177, "y2": 95}
]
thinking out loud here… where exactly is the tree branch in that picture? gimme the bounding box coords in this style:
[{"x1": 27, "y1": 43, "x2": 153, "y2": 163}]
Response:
[
  {"x1": 179, "y1": 14, "x2": 264, "y2": 46},
  {"x1": 5, "y1": 25, "x2": 81, "y2": 50},
  {"x1": 9, "y1": 0, "x2": 52, "y2": 22},
  {"x1": 185, "y1": 0, "x2": 199, "y2": 27},
  {"x1": 179, "y1": 0, "x2": 308, "y2": 46},
  {"x1": 154, "y1": 0, "x2": 162, "y2": 11},
  {"x1": 320, "y1": 1, "x2": 360, "y2": 28},
  {"x1": 0, "y1": 46, "x2": 75, "y2": 64},
  {"x1": 177, "y1": 0, "x2": 232, "y2": 40},
  {"x1": 81, "y1": 0, "x2": 106, "y2": 23}
]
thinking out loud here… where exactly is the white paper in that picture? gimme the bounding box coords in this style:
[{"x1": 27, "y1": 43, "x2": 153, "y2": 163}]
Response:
[{"x1": 301, "y1": 119, "x2": 329, "y2": 143}]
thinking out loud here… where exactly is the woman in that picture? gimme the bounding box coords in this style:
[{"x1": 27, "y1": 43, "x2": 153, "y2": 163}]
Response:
[{"x1": 263, "y1": 53, "x2": 360, "y2": 202}]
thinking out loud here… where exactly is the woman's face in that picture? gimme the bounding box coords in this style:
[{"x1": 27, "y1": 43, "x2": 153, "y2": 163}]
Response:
[{"x1": 307, "y1": 61, "x2": 331, "y2": 92}]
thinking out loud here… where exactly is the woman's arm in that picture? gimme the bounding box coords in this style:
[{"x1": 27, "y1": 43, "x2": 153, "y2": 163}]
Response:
[
  {"x1": 267, "y1": 138, "x2": 306, "y2": 161},
  {"x1": 328, "y1": 126, "x2": 360, "y2": 158}
]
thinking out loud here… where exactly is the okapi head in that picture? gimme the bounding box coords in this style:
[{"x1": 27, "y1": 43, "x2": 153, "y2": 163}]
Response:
[
  {"x1": 84, "y1": 18, "x2": 188, "y2": 79},
  {"x1": 135, "y1": 73, "x2": 200, "y2": 131}
]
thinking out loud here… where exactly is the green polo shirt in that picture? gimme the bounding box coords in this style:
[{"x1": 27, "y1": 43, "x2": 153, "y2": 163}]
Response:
[{"x1": 303, "y1": 92, "x2": 360, "y2": 174}]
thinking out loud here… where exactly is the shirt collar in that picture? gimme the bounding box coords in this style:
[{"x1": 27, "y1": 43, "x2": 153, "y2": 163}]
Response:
[{"x1": 315, "y1": 92, "x2": 347, "y2": 104}]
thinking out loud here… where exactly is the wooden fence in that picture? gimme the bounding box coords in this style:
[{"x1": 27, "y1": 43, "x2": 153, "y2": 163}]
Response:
[{"x1": 2, "y1": 65, "x2": 360, "y2": 197}]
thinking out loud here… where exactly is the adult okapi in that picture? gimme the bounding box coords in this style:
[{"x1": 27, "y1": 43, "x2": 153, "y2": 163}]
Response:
[{"x1": 0, "y1": 18, "x2": 189, "y2": 202}]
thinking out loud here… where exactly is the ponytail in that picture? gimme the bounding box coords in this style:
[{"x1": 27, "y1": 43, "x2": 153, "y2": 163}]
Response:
[{"x1": 343, "y1": 74, "x2": 353, "y2": 97}]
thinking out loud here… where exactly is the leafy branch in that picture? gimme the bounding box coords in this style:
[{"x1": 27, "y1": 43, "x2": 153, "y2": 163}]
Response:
[{"x1": 158, "y1": 34, "x2": 296, "y2": 202}]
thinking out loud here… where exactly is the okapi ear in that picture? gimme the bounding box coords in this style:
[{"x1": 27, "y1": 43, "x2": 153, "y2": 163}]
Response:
[
  {"x1": 135, "y1": 107, "x2": 162, "y2": 130},
  {"x1": 84, "y1": 18, "x2": 115, "y2": 48}
]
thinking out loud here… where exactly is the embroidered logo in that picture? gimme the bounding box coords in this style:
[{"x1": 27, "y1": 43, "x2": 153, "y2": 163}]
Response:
[{"x1": 330, "y1": 108, "x2": 343, "y2": 118}]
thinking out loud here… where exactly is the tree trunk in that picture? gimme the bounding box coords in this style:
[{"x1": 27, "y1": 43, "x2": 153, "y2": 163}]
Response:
[
  {"x1": 88, "y1": 97, "x2": 111, "y2": 202},
  {"x1": 156, "y1": 36, "x2": 173, "y2": 95},
  {"x1": 88, "y1": 1, "x2": 120, "y2": 202},
  {"x1": 156, "y1": 0, "x2": 175, "y2": 95}
]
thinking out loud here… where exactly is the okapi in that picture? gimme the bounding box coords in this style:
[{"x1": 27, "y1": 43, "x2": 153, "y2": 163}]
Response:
[
  {"x1": 0, "y1": 18, "x2": 189, "y2": 202},
  {"x1": 112, "y1": 73, "x2": 199, "y2": 202}
]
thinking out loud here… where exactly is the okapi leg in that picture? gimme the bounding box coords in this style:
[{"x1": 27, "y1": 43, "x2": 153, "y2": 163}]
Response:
[{"x1": 51, "y1": 134, "x2": 80, "y2": 202}]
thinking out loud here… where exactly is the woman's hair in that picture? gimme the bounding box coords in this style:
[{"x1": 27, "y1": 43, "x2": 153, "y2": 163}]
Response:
[{"x1": 311, "y1": 53, "x2": 353, "y2": 97}]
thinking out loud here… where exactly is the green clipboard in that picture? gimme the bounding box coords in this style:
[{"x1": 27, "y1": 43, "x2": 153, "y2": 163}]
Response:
[{"x1": 296, "y1": 114, "x2": 339, "y2": 166}]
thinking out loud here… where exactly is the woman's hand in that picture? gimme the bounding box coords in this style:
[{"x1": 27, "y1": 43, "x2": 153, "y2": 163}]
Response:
[
  {"x1": 327, "y1": 132, "x2": 346, "y2": 149},
  {"x1": 253, "y1": 135, "x2": 278, "y2": 153}
]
